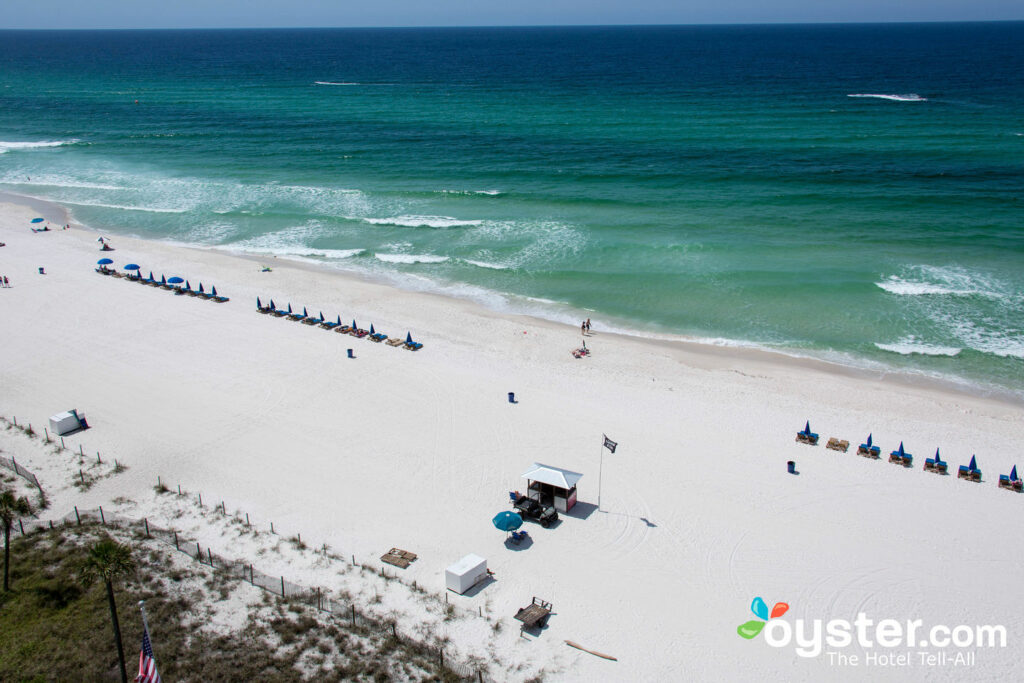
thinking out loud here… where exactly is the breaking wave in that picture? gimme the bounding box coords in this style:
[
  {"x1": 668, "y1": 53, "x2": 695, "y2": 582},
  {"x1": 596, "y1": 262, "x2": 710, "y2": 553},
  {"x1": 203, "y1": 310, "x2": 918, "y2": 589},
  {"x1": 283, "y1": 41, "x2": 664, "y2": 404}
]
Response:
[{"x1": 848, "y1": 93, "x2": 926, "y2": 102}]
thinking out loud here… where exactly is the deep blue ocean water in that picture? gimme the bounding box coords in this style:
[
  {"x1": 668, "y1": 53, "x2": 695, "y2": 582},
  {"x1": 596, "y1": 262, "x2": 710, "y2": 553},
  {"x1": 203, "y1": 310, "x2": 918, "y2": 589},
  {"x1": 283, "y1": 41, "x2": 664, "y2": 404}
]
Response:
[{"x1": 1, "y1": 24, "x2": 1022, "y2": 394}]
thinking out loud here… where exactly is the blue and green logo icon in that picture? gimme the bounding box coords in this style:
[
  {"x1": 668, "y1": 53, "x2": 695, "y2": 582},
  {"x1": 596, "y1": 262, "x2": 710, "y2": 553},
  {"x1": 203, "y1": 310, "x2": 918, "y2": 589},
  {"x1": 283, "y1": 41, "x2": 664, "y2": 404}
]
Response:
[{"x1": 738, "y1": 597, "x2": 789, "y2": 639}]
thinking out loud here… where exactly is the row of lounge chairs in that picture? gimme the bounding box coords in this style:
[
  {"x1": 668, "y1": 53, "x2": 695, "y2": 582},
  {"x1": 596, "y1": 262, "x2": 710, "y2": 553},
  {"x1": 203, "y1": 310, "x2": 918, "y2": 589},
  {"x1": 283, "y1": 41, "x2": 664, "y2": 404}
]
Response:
[
  {"x1": 256, "y1": 297, "x2": 423, "y2": 351},
  {"x1": 799, "y1": 421, "x2": 1020, "y2": 490},
  {"x1": 95, "y1": 266, "x2": 229, "y2": 302}
]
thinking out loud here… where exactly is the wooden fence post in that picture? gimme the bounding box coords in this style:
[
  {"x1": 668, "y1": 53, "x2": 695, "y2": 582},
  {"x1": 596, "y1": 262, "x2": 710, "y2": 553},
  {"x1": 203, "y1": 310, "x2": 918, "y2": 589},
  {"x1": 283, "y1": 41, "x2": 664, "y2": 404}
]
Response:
[
  {"x1": 208, "y1": 549, "x2": 213, "y2": 566},
  {"x1": 99, "y1": 506, "x2": 105, "y2": 525},
  {"x1": 178, "y1": 485, "x2": 181, "y2": 495},
  {"x1": 270, "y1": 522, "x2": 275, "y2": 534},
  {"x1": 44, "y1": 428, "x2": 49, "y2": 441},
  {"x1": 144, "y1": 518, "x2": 150, "y2": 537},
  {"x1": 74, "y1": 506, "x2": 80, "y2": 525},
  {"x1": 198, "y1": 493, "x2": 202, "y2": 507},
  {"x1": 79, "y1": 444, "x2": 83, "y2": 456},
  {"x1": 245, "y1": 513, "x2": 250, "y2": 527},
  {"x1": 19, "y1": 519, "x2": 24, "y2": 535},
  {"x1": 174, "y1": 531, "x2": 179, "y2": 550},
  {"x1": 281, "y1": 576, "x2": 285, "y2": 597},
  {"x1": 351, "y1": 605, "x2": 356, "y2": 627},
  {"x1": 97, "y1": 451, "x2": 101, "y2": 464},
  {"x1": 60, "y1": 436, "x2": 65, "y2": 449}
]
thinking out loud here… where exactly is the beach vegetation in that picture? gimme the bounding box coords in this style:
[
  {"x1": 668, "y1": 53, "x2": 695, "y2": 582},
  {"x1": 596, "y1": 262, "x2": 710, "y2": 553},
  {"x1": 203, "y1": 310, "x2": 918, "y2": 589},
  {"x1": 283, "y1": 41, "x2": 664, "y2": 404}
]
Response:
[
  {"x1": 0, "y1": 488, "x2": 33, "y2": 591},
  {"x1": 77, "y1": 536, "x2": 135, "y2": 683}
]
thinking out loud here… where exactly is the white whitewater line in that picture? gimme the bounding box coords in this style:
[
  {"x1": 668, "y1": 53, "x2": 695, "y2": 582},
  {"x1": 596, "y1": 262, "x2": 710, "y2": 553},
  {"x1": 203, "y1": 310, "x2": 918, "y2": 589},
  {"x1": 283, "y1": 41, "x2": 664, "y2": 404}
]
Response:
[
  {"x1": 59, "y1": 199, "x2": 188, "y2": 214},
  {"x1": 848, "y1": 93, "x2": 926, "y2": 102},
  {"x1": 0, "y1": 139, "x2": 79, "y2": 153},
  {"x1": 875, "y1": 339, "x2": 962, "y2": 357},
  {"x1": 374, "y1": 253, "x2": 449, "y2": 264},
  {"x1": 463, "y1": 259, "x2": 510, "y2": 270},
  {"x1": 314, "y1": 81, "x2": 359, "y2": 86},
  {"x1": 363, "y1": 215, "x2": 483, "y2": 229}
]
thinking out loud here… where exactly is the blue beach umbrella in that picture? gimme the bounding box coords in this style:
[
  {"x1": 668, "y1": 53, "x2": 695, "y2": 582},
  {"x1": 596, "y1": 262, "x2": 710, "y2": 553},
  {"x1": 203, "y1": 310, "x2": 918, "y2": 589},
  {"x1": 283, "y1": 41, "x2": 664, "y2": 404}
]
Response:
[
  {"x1": 30, "y1": 217, "x2": 44, "y2": 223},
  {"x1": 934, "y1": 447, "x2": 941, "y2": 463},
  {"x1": 866, "y1": 434, "x2": 873, "y2": 447},
  {"x1": 287, "y1": 303, "x2": 293, "y2": 314},
  {"x1": 302, "y1": 306, "x2": 308, "y2": 317},
  {"x1": 184, "y1": 280, "x2": 191, "y2": 290},
  {"x1": 1012, "y1": 465, "x2": 1018, "y2": 481},
  {"x1": 147, "y1": 271, "x2": 154, "y2": 281},
  {"x1": 352, "y1": 319, "x2": 357, "y2": 330},
  {"x1": 319, "y1": 311, "x2": 325, "y2": 322},
  {"x1": 492, "y1": 511, "x2": 523, "y2": 532},
  {"x1": 198, "y1": 283, "x2": 204, "y2": 293},
  {"x1": 336, "y1": 315, "x2": 341, "y2": 325},
  {"x1": 161, "y1": 275, "x2": 167, "y2": 285},
  {"x1": 406, "y1": 332, "x2": 413, "y2": 344},
  {"x1": 270, "y1": 299, "x2": 276, "y2": 309},
  {"x1": 370, "y1": 324, "x2": 375, "y2": 335},
  {"x1": 167, "y1": 276, "x2": 183, "y2": 284},
  {"x1": 804, "y1": 420, "x2": 811, "y2": 435},
  {"x1": 969, "y1": 455, "x2": 977, "y2": 471},
  {"x1": 123, "y1": 263, "x2": 140, "y2": 271},
  {"x1": 897, "y1": 442, "x2": 905, "y2": 457},
  {"x1": 257, "y1": 296, "x2": 262, "y2": 309},
  {"x1": 211, "y1": 286, "x2": 218, "y2": 296},
  {"x1": 97, "y1": 258, "x2": 113, "y2": 265}
]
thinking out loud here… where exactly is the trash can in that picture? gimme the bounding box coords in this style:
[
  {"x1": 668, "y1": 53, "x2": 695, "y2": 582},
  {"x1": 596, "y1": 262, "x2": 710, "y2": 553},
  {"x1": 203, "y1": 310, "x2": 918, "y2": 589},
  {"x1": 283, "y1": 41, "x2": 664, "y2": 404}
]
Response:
[
  {"x1": 38, "y1": 267, "x2": 45, "y2": 274},
  {"x1": 787, "y1": 461, "x2": 796, "y2": 474},
  {"x1": 347, "y1": 349, "x2": 354, "y2": 358},
  {"x1": 508, "y1": 392, "x2": 515, "y2": 403}
]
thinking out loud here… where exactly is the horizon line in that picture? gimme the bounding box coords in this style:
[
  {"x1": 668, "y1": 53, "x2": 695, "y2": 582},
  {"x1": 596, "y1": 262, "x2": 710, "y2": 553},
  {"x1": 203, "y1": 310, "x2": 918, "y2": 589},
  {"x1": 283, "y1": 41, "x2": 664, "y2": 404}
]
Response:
[{"x1": 2, "y1": 19, "x2": 1023, "y2": 31}]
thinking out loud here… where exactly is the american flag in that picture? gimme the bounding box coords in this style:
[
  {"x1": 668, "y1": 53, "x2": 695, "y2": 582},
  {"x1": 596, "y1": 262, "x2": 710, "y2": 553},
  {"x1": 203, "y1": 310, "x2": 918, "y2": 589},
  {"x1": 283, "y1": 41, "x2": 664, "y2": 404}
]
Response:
[{"x1": 135, "y1": 625, "x2": 161, "y2": 683}]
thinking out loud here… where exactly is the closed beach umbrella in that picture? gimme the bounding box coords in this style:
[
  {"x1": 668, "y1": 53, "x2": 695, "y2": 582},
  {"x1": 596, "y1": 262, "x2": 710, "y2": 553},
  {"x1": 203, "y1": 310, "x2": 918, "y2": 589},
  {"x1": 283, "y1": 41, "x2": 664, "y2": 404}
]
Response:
[
  {"x1": 336, "y1": 315, "x2": 341, "y2": 325},
  {"x1": 969, "y1": 455, "x2": 977, "y2": 471},
  {"x1": 897, "y1": 442, "x2": 905, "y2": 457},
  {"x1": 270, "y1": 299, "x2": 276, "y2": 309},
  {"x1": 288, "y1": 303, "x2": 293, "y2": 314},
  {"x1": 199, "y1": 283, "x2": 204, "y2": 293},
  {"x1": 352, "y1": 319, "x2": 357, "y2": 330},
  {"x1": 161, "y1": 275, "x2": 167, "y2": 284},
  {"x1": 804, "y1": 420, "x2": 811, "y2": 435},
  {"x1": 97, "y1": 258, "x2": 113, "y2": 265},
  {"x1": 934, "y1": 447, "x2": 941, "y2": 462},
  {"x1": 370, "y1": 324, "x2": 375, "y2": 335},
  {"x1": 211, "y1": 286, "x2": 218, "y2": 296},
  {"x1": 319, "y1": 311, "x2": 325, "y2": 322},
  {"x1": 406, "y1": 332, "x2": 413, "y2": 344},
  {"x1": 1012, "y1": 465, "x2": 1018, "y2": 481},
  {"x1": 492, "y1": 511, "x2": 523, "y2": 532},
  {"x1": 866, "y1": 434, "x2": 873, "y2": 447},
  {"x1": 148, "y1": 271, "x2": 154, "y2": 281},
  {"x1": 257, "y1": 296, "x2": 262, "y2": 309},
  {"x1": 185, "y1": 280, "x2": 191, "y2": 290},
  {"x1": 302, "y1": 306, "x2": 308, "y2": 317}
]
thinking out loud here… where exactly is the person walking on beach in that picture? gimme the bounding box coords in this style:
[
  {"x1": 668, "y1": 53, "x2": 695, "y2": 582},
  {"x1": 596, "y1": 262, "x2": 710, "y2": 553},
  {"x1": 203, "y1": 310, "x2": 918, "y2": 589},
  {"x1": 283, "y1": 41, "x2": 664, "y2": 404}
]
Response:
[
  {"x1": 3, "y1": 276, "x2": 8, "y2": 287},
  {"x1": 581, "y1": 321, "x2": 586, "y2": 335},
  {"x1": 586, "y1": 318, "x2": 591, "y2": 333}
]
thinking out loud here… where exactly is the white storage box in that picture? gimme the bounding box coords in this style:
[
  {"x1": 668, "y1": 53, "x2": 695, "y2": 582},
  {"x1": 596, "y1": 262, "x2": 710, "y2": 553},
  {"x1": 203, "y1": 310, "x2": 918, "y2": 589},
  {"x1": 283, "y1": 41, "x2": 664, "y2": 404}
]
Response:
[
  {"x1": 49, "y1": 410, "x2": 84, "y2": 436},
  {"x1": 445, "y1": 554, "x2": 487, "y2": 595}
]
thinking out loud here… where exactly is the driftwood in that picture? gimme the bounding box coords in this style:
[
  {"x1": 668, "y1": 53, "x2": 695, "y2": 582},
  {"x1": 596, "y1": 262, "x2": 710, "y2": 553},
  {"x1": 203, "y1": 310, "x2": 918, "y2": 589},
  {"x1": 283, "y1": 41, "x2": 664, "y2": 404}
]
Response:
[{"x1": 565, "y1": 640, "x2": 618, "y2": 661}]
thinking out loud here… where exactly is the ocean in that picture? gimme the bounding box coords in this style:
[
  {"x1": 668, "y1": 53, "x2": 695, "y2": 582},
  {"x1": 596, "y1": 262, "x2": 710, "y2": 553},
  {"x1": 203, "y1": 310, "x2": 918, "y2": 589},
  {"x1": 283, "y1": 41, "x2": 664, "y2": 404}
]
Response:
[{"x1": 1, "y1": 24, "x2": 1022, "y2": 395}]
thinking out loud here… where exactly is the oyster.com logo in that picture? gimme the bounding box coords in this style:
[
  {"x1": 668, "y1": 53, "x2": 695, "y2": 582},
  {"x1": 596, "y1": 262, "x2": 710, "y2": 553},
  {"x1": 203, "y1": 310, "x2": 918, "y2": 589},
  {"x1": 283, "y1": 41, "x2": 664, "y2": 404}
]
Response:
[{"x1": 738, "y1": 596, "x2": 789, "y2": 639}]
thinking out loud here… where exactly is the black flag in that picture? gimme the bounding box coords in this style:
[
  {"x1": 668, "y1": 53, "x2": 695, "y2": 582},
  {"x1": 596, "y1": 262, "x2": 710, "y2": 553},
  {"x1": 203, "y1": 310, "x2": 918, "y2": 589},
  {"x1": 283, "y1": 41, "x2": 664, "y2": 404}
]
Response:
[{"x1": 603, "y1": 435, "x2": 617, "y2": 453}]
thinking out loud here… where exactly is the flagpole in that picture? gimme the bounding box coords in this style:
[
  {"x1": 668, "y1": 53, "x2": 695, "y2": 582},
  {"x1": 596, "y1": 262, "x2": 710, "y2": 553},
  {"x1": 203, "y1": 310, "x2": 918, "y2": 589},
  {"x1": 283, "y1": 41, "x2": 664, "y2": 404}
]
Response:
[{"x1": 138, "y1": 599, "x2": 151, "y2": 642}]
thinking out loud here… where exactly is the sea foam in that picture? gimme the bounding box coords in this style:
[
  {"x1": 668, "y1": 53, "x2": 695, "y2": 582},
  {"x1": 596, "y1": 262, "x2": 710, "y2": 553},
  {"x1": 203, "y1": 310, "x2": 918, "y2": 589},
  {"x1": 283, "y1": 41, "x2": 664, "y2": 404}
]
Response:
[
  {"x1": 848, "y1": 93, "x2": 926, "y2": 102},
  {"x1": 875, "y1": 338, "x2": 962, "y2": 357},
  {"x1": 0, "y1": 139, "x2": 79, "y2": 154},
  {"x1": 364, "y1": 215, "x2": 483, "y2": 229},
  {"x1": 374, "y1": 253, "x2": 450, "y2": 264}
]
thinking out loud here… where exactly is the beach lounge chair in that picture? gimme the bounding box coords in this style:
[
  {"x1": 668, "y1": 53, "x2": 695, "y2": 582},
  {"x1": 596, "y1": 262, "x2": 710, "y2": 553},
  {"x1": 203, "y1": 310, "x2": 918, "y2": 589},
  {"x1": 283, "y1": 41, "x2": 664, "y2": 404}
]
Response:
[
  {"x1": 889, "y1": 442, "x2": 912, "y2": 467},
  {"x1": 287, "y1": 305, "x2": 306, "y2": 321},
  {"x1": 257, "y1": 297, "x2": 271, "y2": 314},
  {"x1": 958, "y1": 456, "x2": 982, "y2": 482},
  {"x1": 826, "y1": 438, "x2": 849, "y2": 453},
  {"x1": 301, "y1": 315, "x2": 319, "y2": 325},
  {"x1": 510, "y1": 530, "x2": 530, "y2": 545},
  {"x1": 924, "y1": 449, "x2": 947, "y2": 474},
  {"x1": 380, "y1": 548, "x2": 418, "y2": 569},
  {"x1": 386, "y1": 337, "x2": 404, "y2": 346},
  {"x1": 514, "y1": 597, "x2": 552, "y2": 633},
  {"x1": 336, "y1": 325, "x2": 352, "y2": 334},
  {"x1": 350, "y1": 327, "x2": 369, "y2": 338},
  {"x1": 796, "y1": 421, "x2": 819, "y2": 445}
]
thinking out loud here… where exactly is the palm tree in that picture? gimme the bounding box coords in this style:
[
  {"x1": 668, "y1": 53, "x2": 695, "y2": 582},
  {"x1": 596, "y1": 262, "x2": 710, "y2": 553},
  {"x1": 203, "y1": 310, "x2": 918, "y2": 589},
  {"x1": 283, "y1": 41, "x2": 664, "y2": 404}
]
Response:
[
  {"x1": 79, "y1": 537, "x2": 135, "y2": 683},
  {"x1": 0, "y1": 489, "x2": 33, "y2": 591}
]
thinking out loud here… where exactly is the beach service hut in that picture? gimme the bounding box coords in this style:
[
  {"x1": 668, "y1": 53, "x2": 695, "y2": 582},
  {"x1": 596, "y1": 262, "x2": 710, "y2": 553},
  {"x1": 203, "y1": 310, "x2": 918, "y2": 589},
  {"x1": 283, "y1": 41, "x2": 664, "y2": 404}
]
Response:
[
  {"x1": 445, "y1": 554, "x2": 488, "y2": 595},
  {"x1": 49, "y1": 409, "x2": 87, "y2": 436},
  {"x1": 521, "y1": 462, "x2": 583, "y2": 513}
]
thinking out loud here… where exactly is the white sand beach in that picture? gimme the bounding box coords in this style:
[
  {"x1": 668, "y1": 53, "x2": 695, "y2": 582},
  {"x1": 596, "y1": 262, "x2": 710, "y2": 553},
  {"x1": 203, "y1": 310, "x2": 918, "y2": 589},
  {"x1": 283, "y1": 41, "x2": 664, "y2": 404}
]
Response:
[{"x1": 1, "y1": 196, "x2": 1022, "y2": 681}]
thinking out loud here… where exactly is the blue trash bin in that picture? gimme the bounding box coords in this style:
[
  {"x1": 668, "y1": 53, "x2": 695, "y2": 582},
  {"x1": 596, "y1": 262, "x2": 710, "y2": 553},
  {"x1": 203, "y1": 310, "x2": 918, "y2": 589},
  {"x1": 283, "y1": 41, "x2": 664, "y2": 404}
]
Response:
[
  {"x1": 787, "y1": 461, "x2": 796, "y2": 474},
  {"x1": 508, "y1": 392, "x2": 515, "y2": 403},
  {"x1": 347, "y1": 349, "x2": 354, "y2": 359}
]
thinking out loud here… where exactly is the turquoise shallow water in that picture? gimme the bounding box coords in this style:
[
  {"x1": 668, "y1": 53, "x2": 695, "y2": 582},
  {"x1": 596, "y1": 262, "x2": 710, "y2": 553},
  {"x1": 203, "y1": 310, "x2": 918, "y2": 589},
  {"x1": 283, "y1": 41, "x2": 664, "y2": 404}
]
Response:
[{"x1": 1, "y1": 24, "x2": 1022, "y2": 395}]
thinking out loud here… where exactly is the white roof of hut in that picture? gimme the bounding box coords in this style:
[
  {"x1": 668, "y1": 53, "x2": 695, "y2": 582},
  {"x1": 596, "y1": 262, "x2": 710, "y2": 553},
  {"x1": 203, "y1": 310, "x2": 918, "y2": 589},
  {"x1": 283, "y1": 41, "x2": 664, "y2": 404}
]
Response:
[{"x1": 520, "y1": 462, "x2": 583, "y2": 489}]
